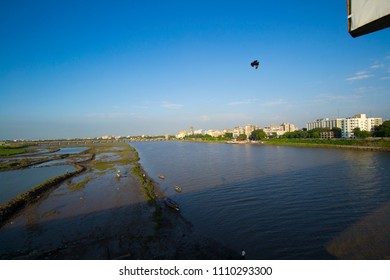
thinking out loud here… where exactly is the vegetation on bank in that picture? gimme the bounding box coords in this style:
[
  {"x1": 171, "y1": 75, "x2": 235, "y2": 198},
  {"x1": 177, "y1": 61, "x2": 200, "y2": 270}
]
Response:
[
  {"x1": 0, "y1": 143, "x2": 30, "y2": 157},
  {"x1": 184, "y1": 134, "x2": 233, "y2": 142},
  {"x1": 262, "y1": 138, "x2": 390, "y2": 149},
  {"x1": 67, "y1": 176, "x2": 93, "y2": 192},
  {"x1": 0, "y1": 155, "x2": 69, "y2": 171},
  {"x1": 129, "y1": 146, "x2": 163, "y2": 225},
  {"x1": 89, "y1": 144, "x2": 133, "y2": 172},
  {"x1": 0, "y1": 142, "x2": 164, "y2": 228},
  {"x1": 181, "y1": 120, "x2": 390, "y2": 150}
]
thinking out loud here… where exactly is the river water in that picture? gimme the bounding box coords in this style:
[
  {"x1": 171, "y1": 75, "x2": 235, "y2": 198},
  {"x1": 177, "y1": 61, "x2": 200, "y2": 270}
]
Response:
[{"x1": 130, "y1": 141, "x2": 390, "y2": 259}]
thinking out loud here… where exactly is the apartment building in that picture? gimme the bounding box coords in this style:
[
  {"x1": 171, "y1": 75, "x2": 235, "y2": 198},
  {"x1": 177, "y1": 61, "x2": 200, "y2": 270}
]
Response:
[
  {"x1": 232, "y1": 126, "x2": 245, "y2": 138},
  {"x1": 263, "y1": 122, "x2": 297, "y2": 137},
  {"x1": 306, "y1": 118, "x2": 343, "y2": 131},
  {"x1": 306, "y1": 114, "x2": 382, "y2": 138},
  {"x1": 341, "y1": 114, "x2": 382, "y2": 138},
  {"x1": 245, "y1": 124, "x2": 261, "y2": 138}
]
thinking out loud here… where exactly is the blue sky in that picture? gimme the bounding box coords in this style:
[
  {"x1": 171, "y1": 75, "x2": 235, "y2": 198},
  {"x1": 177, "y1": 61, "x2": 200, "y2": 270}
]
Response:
[{"x1": 1, "y1": 0, "x2": 389, "y2": 139}]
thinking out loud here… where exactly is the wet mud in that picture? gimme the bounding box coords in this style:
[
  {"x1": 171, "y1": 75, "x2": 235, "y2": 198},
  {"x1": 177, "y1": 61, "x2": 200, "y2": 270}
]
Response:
[{"x1": 0, "y1": 143, "x2": 237, "y2": 260}]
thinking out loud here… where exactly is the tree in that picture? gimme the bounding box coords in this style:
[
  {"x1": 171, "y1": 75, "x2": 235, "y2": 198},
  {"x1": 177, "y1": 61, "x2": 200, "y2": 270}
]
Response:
[
  {"x1": 282, "y1": 130, "x2": 308, "y2": 138},
  {"x1": 250, "y1": 129, "x2": 267, "y2": 140},
  {"x1": 224, "y1": 132, "x2": 233, "y2": 139},
  {"x1": 373, "y1": 120, "x2": 390, "y2": 137},
  {"x1": 237, "y1": 134, "x2": 247, "y2": 141},
  {"x1": 331, "y1": 127, "x2": 342, "y2": 138},
  {"x1": 353, "y1": 127, "x2": 371, "y2": 138},
  {"x1": 308, "y1": 128, "x2": 329, "y2": 138}
]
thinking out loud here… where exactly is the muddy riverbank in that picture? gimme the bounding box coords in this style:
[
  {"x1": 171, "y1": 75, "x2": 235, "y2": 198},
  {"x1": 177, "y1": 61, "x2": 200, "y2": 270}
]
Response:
[{"x1": 0, "y1": 142, "x2": 237, "y2": 259}]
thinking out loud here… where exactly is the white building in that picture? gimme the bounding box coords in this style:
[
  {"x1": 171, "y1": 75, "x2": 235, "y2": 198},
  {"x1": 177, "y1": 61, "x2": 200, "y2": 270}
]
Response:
[
  {"x1": 232, "y1": 126, "x2": 245, "y2": 138},
  {"x1": 306, "y1": 118, "x2": 343, "y2": 131},
  {"x1": 281, "y1": 122, "x2": 298, "y2": 133},
  {"x1": 306, "y1": 114, "x2": 382, "y2": 138},
  {"x1": 176, "y1": 131, "x2": 187, "y2": 139},
  {"x1": 341, "y1": 114, "x2": 382, "y2": 138},
  {"x1": 244, "y1": 124, "x2": 260, "y2": 138},
  {"x1": 193, "y1": 129, "x2": 205, "y2": 135},
  {"x1": 206, "y1": 129, "x2": 224, "y2": 137},
  {"x1": 263, "y1": 122, "x2": 297, "y2": 137}
]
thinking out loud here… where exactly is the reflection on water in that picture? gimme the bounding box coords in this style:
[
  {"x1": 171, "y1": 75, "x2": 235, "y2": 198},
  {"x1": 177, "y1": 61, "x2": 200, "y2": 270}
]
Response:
[
  {"x1": 131, "y1": 141, "x2": 390, "y2": 259},
  {"x1": 0, "y1": 165, "x2": 76, "y2": 205}
]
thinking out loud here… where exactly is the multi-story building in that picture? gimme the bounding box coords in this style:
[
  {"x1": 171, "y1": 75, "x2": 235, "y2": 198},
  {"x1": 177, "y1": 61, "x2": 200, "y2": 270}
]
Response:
[
  {"x1": 281, "y1": 122, "x2": 298, "y2": 133},
  {"x1": 176, "y1": 131, "x2": 187, "y2": 139},
  {"x1": 341, "y1": 114, "x2": 382, "y2": 138},
  {"x1": 244, "y1": 124, "x2": 261, "y2": 138},
  {"x1": 306, "y1": 118, "x2": 343, "y2": 131},
  {"x1": 263, "y1": 122, "x2": 297, "y2": 137},
  {"x1": 206, "y1": 129, "x2": 224, "y2": 137},
  {"x1": 232, "y1": 126, "x2": 245, "y2": 138},
  {"x1": 193, "y1": 129, "x2": 205, "y2": 135},
  {"x1": 306, "y1": 114, "x2": 382, "y2": 138}
]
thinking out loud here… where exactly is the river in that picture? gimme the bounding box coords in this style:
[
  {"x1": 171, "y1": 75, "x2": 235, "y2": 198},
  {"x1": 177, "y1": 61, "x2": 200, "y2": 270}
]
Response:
[{"x1": 130, "y1": 141, "x2": 390, "y2": 259}]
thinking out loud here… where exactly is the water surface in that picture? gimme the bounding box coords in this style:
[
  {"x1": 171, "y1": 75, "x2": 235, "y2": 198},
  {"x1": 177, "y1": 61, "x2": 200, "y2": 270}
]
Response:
[
  {"x1": 0, "y1": 165, "x2": 76, "y2": 205},
  {"x1": 130, "y1": 141, "x2": 390, "y2": 259}
]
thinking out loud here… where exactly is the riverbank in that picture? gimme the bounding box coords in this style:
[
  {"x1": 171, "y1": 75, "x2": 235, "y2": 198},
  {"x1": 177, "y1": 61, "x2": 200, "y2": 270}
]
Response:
[
  {"x1": 260, "y1": 138, "x2": 390, "y2": 152},
  {"x1": 182, "y1": 137, "x2": 390, "y2": 152},
  {"x1": 0, "y1": 142, "x2": 237, "y2": 259}
]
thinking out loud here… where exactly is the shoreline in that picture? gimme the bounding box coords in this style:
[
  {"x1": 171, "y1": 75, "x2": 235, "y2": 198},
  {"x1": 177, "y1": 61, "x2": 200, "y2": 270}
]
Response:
[
  {"x1": 0, "y1": 142, "x2": 238, "y2": 260},
  {"x1": 180, "y1": 138, "x2": 390, "y2": 152},
  {"x1": 0, "y1": 163, "x2": 85, "y2": 228}
]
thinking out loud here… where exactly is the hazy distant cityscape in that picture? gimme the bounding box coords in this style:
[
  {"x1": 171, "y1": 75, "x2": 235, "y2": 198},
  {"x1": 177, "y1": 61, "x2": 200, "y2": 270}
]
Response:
[
  {"x1": 3, "y1": 112, "x2": 385, "y2": 142},
  {"x1": 176, "y1": 113, "x2": 383, "y2": 140}
]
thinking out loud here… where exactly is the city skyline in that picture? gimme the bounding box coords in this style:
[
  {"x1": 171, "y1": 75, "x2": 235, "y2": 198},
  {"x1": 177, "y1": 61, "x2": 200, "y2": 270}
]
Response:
[{"x1": 1, "y1": 1, "x2": 390, "y2": 140}]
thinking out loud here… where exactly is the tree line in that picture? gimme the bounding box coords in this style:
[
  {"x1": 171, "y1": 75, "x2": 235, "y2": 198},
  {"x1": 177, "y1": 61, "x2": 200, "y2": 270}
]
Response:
[
  {"x1": 184, "y1": 120, "x2": 390, "y2": 141},
  {"x1": 273, "y1": 120, "x2": 390, "y2": 139}
]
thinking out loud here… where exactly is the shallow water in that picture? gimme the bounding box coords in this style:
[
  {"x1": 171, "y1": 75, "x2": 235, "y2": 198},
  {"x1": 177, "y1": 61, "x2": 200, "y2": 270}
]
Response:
[
  {"x1": 53, "y1": 147, "x2": 87, "y2": 155},
  {"x1": 130, "y1": 141, "x2": 390, "y2": 259},
  {"x1": 0, "y1": 165, "x2": 77, "y2": 205}
]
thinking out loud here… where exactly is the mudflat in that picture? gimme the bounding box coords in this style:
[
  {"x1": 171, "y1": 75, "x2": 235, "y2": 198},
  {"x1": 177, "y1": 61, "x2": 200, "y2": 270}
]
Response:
[{"x1": 0, "y1": 143, "x2": 237, "y2": 259}]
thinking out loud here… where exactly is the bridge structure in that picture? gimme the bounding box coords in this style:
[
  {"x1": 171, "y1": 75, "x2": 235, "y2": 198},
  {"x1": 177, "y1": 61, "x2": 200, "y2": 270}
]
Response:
[{"x1": 19, "y1": 137, "x2": 170, "y2": 146}]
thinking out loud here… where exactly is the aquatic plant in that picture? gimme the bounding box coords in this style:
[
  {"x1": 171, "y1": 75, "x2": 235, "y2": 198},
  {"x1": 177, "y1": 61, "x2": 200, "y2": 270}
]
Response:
[{"x1": 67, "y1": 177, "x2": 93, "y2": 192}]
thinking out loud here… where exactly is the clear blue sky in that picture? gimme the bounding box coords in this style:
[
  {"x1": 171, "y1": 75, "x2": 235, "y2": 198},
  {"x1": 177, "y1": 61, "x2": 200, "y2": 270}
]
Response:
[{"x1": 1, "y1": 0, "x2": 389, "y2": 139}]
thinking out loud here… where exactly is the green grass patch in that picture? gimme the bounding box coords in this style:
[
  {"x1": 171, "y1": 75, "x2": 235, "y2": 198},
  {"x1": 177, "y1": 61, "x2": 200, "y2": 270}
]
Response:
[
  {"x1": 0, "y1": 146, "x2": 27, "y2": 156},
  {"x1": 89, "y1": 144, "x2": 134, "y2": 172},
  {"x1": 67, "y1": 177, "x2": 93, "y2": 192},
  {"x1": 92, "y1": 160, "x2": 115, "y2": 171},
  {"x1": 263, "y1": 138, "x2": 390, "y2": 148}
]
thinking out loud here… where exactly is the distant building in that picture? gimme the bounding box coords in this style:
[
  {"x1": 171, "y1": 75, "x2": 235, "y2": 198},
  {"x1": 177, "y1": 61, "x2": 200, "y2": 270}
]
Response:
[
  {"x1": 232, "y1": 126, "x2": 245, "y2": 138},
  {"x1": 206, "y1": 129, "x2": 224, "y2": 137},
  {"x1": 176, "y1": 131, "x2": 187, "y2": 139},
  {"x1": 281, "y1": 122, "x2": 297, "y2": 133},
  {"x1": 223, "y1": 128, "x2": 233, "y2": 135},
  {"x1": 193, "y1": 129, "x2": 205, "y2": 135},
  {"x1": 341, "y1": 114, "x2": 382, "y2": 138},
  {"x1": 306, "y1": 118, "x2": 343, "y2": 131},
  {"x1": 100, "y1": 135, "x2": 119, "y2": 140},
  {"x1": 306, "y1": 114, "x2": 382, "y2": 138},
  {"x1": 263, "y1": 122, "x2": 297, "y2": 137},
  {"x1": 320, "y1": 131, "x2": 334, "y2": 139},
  {"x1": 244, "y1": 124, "x2": 260, "y2": 138}
]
